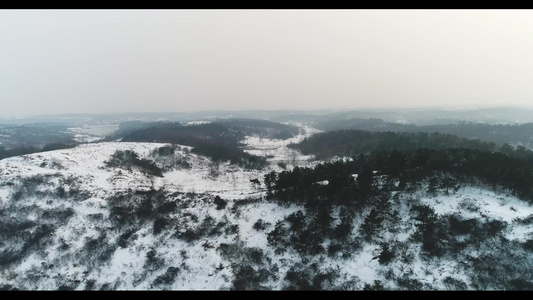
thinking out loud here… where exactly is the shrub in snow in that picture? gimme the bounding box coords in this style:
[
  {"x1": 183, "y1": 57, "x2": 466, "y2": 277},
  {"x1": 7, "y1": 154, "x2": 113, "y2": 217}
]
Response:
[
  {"x1": 117, "y1": 229, "x2": 138, "y2": 248},
  {"x1": 214, "y1": 195, "x2": 227, "y2": 210},
  {"x1": 523, "y1": 240, "x2": 533, "y2": 251},
  {"x1": 327, "y1": 243, "x2": 343, "y2": 258},
  {"x1": 144, "y1": 248, "x2": 165, "y2": 271},
  {"x1": 458, "y1": 197, "x2": 480, "y2": 212},
  {"x1": 284, "y1": 263, "x2": 339, "y2": 290},
  {"x1": 105, "y1": 150, "x2": 163, "y2": 177},
  {"x1": 253, "y1": 219, "x2": 270, "y2": 231},
  {"x1": 154, "y1": 145, "x2": 175, "y2": 156},
  {"x1": 360, "y1": 209, "x2": 384, "y2": 242},
  {"x1": 231, "y1": 265, "x2": 270, "y2": 290},
  {"x1": 152, "y1": 266, "x2": 180, "y2": 287},
  {"x1": 153, "y1": 217, "x2": 170, "y2": 235},
  {"x1": 443, "y1": 277, "x2": 468, "y2": 290},
  {"x1": 363, "y1": 280, "x2": 386, "y2": 291},
  {"x1": 267, "y1": 221, "x2": 289, "y2": 253},
  {"x1": 377, "y1": 243, "x2": 395, "y2": 265}
]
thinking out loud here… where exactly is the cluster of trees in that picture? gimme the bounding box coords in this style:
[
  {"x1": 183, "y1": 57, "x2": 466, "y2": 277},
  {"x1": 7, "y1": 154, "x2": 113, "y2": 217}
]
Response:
[
  {"x1": 264, "y1": 162, "x2": 374, "y2": 209},
  {"x1": 0, "y1": 174, "x2": 79, "y2": 268},
  {"x1": 314, "y1": 118, "x2": 533, "y2": 148},
  {"x1": 217, "y1": 118, "x2": 301, "y2": 140},
  {"x1": 150, "y1": 145, "x2": 191, "y2": 171},
  {"x1": 105, "y1": 150, "x2": 163, "y2": 177},
  {"x1": 262, "y1": 143, "x2": 533, "y2": 289},
  {"x1": 267, "y1": 147, "x2": 533, "y2": 205},
  {"x1": 107, "y1": 188, "x2": 177, "y2": 234},
  {"x1": 288, "y1": 128, "x2": 533, "y2": 203},
  {"x1": 108, "y1": 189, "x2": 237, "y2": 246},
  {"x1": 112, "y1": 122, "x2": 268, "y2": 169},
  {"x1": 410, "y1": 205, "x2": 508, "y2": 258},
  {"x1": 261, "y1": 145, "x2": 533, "y2": 276},
  {"x1": 290, "y1": 129, "x2": 533, "y2": 161}
]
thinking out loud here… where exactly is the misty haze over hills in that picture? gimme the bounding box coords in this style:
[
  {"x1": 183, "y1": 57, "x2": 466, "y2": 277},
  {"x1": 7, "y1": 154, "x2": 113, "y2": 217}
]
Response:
[
  {"x1": 3, "y1": 107, "x2": 533, "y2": 151},
  {"x1": 2, "y1": 9, "x2": 533, "y2": 291},
  {"x1": 2, "y1": 106, "x2": 533, "y2": 125}
]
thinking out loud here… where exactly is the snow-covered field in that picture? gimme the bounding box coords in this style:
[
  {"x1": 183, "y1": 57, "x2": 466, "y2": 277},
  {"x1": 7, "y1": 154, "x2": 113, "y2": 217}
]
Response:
[
  {"x1": 420, "y1": 186, "x2": 533, "y2": 242},
  {"x1": 241, "y1": 124, "x2": 320, "y2": 167},
  {"x1": 67, "y1": 125, "x2": 117, "y2": 143},
  {"x1": 0, "y1": 125, "x2": 532, "y2": 290}
]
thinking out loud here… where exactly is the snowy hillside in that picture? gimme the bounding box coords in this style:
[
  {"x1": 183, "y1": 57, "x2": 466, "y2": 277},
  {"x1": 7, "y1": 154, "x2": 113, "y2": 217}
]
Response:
[{"x1": 0, "y1": 125, "x2": 532, "y2": 290}]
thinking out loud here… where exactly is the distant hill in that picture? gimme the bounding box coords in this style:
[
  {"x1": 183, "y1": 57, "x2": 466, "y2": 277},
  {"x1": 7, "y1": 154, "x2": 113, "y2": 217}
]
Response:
[
  {"x1": 107, "y1": 119, "x2": 301, "y2": 170},
  {"x1": 290, "y1": 129, "x2": 533, "y2": 160},
  {"x1": 274, "y1": 107, "x2": 533, "y2": 125},
  {"x1": 309, "y1": 119, "x2": 533, "y2": 149}
]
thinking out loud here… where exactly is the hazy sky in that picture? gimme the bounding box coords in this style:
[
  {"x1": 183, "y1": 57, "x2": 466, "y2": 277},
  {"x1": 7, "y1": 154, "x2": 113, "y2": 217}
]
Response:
[{"x1": 2, "y1": 9, "x2": 533, "y2": 117}]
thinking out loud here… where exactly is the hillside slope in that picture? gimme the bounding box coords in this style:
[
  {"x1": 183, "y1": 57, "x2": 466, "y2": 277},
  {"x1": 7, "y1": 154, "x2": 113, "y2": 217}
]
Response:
[{"x1": 0, "y1": 126, "x2": 531, "y2": 290}]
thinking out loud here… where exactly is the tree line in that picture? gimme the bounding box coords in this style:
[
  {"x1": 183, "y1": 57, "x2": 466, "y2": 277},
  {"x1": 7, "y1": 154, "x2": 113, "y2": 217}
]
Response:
[
  {"x1": 314, "y1": 118, "x2": 533, "y2": 148},
  {"x1": 266, "y1": 147, "x2": 533, "y2": 207},
  {"x1": 291, "y1": 129, "x2": 533, "y2": 162}
]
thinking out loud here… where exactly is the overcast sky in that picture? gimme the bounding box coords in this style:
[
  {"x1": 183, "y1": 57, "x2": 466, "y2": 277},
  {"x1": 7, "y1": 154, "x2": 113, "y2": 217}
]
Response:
[{"x1": 2, "y1": 9, "x2": 533, "y2": 117}]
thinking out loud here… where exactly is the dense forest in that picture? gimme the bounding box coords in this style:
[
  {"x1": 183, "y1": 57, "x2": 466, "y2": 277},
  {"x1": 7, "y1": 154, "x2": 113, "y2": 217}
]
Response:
[
  {"x1": 267, "y1": 128, "x2": 533, "y2": 262},
  {"x1": 117, "y1": 122, "x2": 266, "y2": 169},
  {"x1": 313, "y1": 118, "x2": 533, "y2": 148},
  {"x1": 286, "y1": 129, "x2": 533, "y2": 204},
  {"x1": 267, "y1": 147, "x2": 533, "y2": 205},
  {"x1": 291, "y1": 129, "x2": 533, "y2": 161},
  {"x1": 261, "y1": 147, "x2": 533, "y2": 288},
  {"x1": 114, "y1": 119, "x2": 301, "y2": 141},
  {"x1": 215, "y1": 118, "x2": 302, "y2": 140}
]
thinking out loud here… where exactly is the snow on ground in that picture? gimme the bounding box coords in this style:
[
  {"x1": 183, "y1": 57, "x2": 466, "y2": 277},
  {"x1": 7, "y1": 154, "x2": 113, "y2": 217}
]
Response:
[
  {"x1": 0, "y1": 142, "x2": 163, "y2": 198},
  {"x1": 0, "y1": 122, "x2": 325, "y2": 206},
  {"x1": 185, "y1": 121, "x2": 211, "y2": 126},
  {"x1": 0, "y1": 126, "x2": 321, "y2": 203},
  {"x1": 156, "y1": 161, "x2": 264, "y2": 200},
  {"x1": 67, "y1": 126, "x2": 108, "y2": 143},
  {"x1": 338, "y1": 244, "x2": 381, "y2": 283},
  {"x1": 1, "y1": 125, "x2": 533, "y2": 290},
  {"x1": 237, "y1": 202, "x2": 301, "y2": 249},
  {"x1": 425, "y1": 186, "x2": 532, "y2": 221},
  {"x1": 0, "y1": 130, "x2": 324, "y2": 289},
  {"x1": 241, "y1": 124, "x2": 321, "y2": 169},
  {"x1": 420, "y1": 186, "x2": 533, "y2": 241}
]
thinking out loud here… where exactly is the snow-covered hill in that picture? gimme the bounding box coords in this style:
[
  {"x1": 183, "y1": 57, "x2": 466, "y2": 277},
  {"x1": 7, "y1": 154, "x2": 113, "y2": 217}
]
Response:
[{"x1": 0, "y1": 126, "x2": 532, "y2": 290}]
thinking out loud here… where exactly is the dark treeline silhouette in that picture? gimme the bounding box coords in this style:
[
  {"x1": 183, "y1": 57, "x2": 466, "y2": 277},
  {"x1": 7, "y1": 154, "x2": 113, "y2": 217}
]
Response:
[
  {"x1": 118, "y1": 122, "x2": 239, "y2": 147},
  {"x1": 291, "y1": 130, "x2": 502, "y2": 160},
  {"x1": 115, "y1": 118, "x2": 301, "y2": 141},
  {"x1": 266, "y1": 147, "x2": 533, "y2": 206},
  {"x1": 216, "y1": 118, "x2": 301, "y2": 140},
  {"x1": 314, "y1": 118, "x2": 533, "y2": 148}
]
